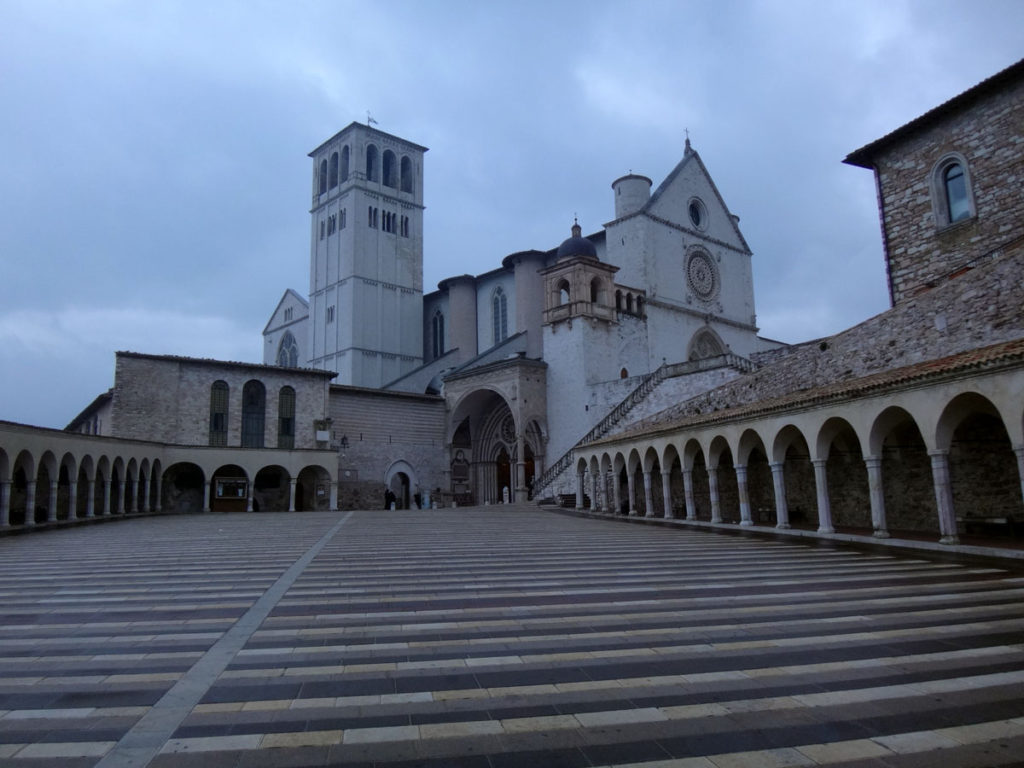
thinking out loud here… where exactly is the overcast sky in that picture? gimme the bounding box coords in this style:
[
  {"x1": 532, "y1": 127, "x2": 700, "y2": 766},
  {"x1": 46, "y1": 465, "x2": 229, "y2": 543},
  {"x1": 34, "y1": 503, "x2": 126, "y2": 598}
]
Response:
[{"x1": 1, "y1": 0, "x2": 1021, "y2": 429}]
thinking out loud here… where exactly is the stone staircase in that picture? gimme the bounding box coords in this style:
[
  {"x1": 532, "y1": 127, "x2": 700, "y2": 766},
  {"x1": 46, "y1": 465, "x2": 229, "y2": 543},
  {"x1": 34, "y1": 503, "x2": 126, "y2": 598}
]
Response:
[{"x1": 533, "y1": 353, "x2": 756, "y2": 501}]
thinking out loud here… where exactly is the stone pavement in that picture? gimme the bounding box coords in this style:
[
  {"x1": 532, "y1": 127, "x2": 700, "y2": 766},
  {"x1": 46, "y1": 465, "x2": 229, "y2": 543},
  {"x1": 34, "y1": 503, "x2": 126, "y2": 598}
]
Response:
[{"x1": 2, "y1": 506, "x2": 1024, "y2": 768}]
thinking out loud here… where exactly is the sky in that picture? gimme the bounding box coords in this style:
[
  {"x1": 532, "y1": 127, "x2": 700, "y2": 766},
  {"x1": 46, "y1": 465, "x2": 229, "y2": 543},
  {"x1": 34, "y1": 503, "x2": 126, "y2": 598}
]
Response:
[{"x1": 1, "y1": 0, "x2": 1021, "y2": 429}]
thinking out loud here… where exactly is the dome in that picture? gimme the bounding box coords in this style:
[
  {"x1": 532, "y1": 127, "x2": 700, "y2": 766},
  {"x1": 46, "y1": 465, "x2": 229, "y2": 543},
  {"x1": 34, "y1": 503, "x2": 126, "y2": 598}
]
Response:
[{"x1": 556, "y1": 220, "x2": 597, "y2": 261}]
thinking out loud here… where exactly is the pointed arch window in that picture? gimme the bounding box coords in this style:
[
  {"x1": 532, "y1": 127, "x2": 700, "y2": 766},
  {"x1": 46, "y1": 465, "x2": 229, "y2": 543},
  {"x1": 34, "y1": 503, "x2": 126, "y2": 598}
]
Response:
[
  {"x1": 492, "y1": 287, "x2": 508, "y2": 345},
  {"x1": 209, "y1": 381, "x2": 229, "y2": 446},
  {"x1": 277, "y1": 331, "x2": 299, "y2": 368},
  {"x1": 277, "y1": 386, "x2": 295, "y2": 449},
  {"x1": 241, "y1": 380, "x2": 266, "y2": 448},
  {"x1": 340, "y1": 145, "x2": 350, "y2": 182}
]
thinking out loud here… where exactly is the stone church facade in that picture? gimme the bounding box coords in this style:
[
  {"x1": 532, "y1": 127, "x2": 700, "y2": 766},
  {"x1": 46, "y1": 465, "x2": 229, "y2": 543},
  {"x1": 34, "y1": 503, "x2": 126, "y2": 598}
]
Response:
[{"x1": 1, "y1": 59, "x2": 1021, "y2": 546}]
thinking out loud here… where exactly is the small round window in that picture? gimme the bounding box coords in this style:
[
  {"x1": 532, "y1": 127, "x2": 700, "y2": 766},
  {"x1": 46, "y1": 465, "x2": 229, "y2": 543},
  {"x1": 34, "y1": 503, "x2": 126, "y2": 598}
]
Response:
[{"x1": 688, "y1": 198, "x2": 707, "y2": 230}]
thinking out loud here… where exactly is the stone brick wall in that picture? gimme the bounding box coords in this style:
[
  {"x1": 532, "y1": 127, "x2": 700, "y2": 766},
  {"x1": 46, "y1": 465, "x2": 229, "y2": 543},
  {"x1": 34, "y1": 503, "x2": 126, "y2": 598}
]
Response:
[
  {"x1": 328, "y1": 386, "x2": 447, "y2": 507},
  {"x1": 628, "y1": 249, "x2": 1024, "y2": 433},
  {"x1": 111, "y1": 353, "x2": 332, "y2": 447},
  {"x1": 870, "y1": 77, "x2": 1024, "y2": 305}
]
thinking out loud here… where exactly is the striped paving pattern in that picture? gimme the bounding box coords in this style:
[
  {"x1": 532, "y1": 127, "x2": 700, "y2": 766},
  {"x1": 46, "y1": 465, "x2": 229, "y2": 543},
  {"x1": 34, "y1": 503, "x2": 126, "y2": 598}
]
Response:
[{"x1": 2, "y1": 508, "x2": 1024, "y2": 767}]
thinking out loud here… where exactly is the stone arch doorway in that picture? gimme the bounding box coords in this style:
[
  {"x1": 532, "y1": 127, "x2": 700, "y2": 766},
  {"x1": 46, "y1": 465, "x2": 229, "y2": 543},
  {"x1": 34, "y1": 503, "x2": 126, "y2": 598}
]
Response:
[{"x1": 385, "y1": 460, "x2": 417, "y2": 509}]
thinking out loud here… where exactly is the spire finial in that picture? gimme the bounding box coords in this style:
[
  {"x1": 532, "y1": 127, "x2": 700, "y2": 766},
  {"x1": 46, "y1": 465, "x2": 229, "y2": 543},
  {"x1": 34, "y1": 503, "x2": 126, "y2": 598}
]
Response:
[
  {"x1": 571, "y1": 215, "x2": 581, "y2": 238},
  {"x1": 684, "y1": 127, "x2": 692, "y2": 154}
]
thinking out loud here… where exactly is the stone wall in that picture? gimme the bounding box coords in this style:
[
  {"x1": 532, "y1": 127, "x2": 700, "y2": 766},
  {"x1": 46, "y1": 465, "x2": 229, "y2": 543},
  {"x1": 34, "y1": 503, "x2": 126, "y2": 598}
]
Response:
[
  {"x1": 111, "y1": 353, "x2": 332, "y2": 448},
  {"x1": 329, "y1": 385, "x2": 447, "y2": 507},
  {"x1": 626, "y1": 250, "x2": 1024, "y2": 434},
  {"x1": 870, "y1": 77, "x2": 1024, "y2": 305}
]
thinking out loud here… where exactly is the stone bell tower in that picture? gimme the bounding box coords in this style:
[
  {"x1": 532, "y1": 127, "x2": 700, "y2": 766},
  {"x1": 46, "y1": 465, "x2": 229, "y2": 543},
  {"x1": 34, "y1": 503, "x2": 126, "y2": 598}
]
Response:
[{"x1": 306, "y1": 122, "x2": 428, "y2": 388}]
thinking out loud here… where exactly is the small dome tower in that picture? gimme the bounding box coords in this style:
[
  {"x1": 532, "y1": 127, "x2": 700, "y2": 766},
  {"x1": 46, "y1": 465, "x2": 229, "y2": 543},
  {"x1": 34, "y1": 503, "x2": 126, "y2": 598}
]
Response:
[{"x1": 611, "y1": 173, "x2": 652, "y2": 219}]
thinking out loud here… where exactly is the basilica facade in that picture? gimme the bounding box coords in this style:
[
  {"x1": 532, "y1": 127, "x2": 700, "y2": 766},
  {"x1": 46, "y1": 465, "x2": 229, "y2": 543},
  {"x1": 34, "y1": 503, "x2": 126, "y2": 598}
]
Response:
[
  {"x1": 262, "y1": 123, "x2": 782, "y2": 506},
  {"x1": 2, "y1": 59, "x2": 1021, "y2": 546}
]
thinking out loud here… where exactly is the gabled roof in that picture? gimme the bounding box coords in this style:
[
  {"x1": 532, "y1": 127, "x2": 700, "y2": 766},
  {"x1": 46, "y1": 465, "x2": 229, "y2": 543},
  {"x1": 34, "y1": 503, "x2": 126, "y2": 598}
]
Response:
[
  {"x1": 308, "y1": 121, "x2": 429, "y2": 157},
  {"x1": 618, "y1": 144, "x2": 751, "y2": 254},
  {"x1": 65, "y1": 388, "x2": 113, "y2": 432},
  {"x1": 844, "y1": 57, "x2": 1024, "y2": 168},
  {"x1": 262, "y1": 288, "x2": 309, "y2": 335}
]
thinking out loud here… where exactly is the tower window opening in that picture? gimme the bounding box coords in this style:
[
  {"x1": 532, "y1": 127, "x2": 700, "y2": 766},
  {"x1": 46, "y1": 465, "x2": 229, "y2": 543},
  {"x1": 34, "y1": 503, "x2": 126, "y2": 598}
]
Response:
[
  {"x1": 400, "y1": 156, "x2": 413, "y2": 193},
  {"x1": 383, "y1": 150, "x2": 396, "y2": 188},
  {"x1": 328, "y1": 152, "x2": 339, "y2": 188},
  {"x1": 492, "y1": 287, "x2": 508, "y2": 344},
  {"x1": 318, "y1": 159, "x2": 327, "y2": 195},
  {"x1": 366, "y1": 143, "x2": 379, "y2": 181},
  {"x1": 340, "y1": 145, "x2": 350, "y2": 182}
]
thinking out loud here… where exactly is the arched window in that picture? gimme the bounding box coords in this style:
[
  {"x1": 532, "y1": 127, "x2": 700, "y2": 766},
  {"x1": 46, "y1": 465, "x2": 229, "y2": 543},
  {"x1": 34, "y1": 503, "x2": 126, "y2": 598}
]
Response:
[
  {"x1": 340, "y1": 145, "x2": 350, "y2": 182},
  {"x1": 277, "y1": 386, "x2": 295, "y2": 449},
  {"x1": 400, "y1": 156, "x2": 413, "y2": 193},
  {"x1": 620, "y1": 367, "x2": 629, "y2": 379},
  {"x1": 557, "y1": 279, "x2": 570, "y2": 305},
  {"x1": 328, "y1": 152, "x2": 339, "y2": 188},
  {"x1": 318, "y1": 159, "x2": 327, "y2": 195},
  {"x1": 615, "y1": 290, "x2": 622, "y2": 311},
  {"x1": 932, "y1": 153, "x2": 974, "y2": 228},
  {"x1": 365, "y1": 143, "x2": 378, "y2": 182},
  {"x1": 209, "y1": 381, "x2": 229, "y2": 447},
  {"x1": 241, "y1": 380, "x2": 266, "y2": 448},
  {"x1": 382, "y1": 150, "x2": 396, "y2": 188},
  {"x1": 492, "y1": 287, "x2": 508, "y2": 345},
  {"x1": 590, "y1": 278, "x2": 603, "y2": 304},
  {"x1": 277, "y1": 331, "x2": 299, "y2": 368},
  {"x1": 944, "y1": 164, "x2": 969, "y2": 223},
  {"x1": 626, "y1": 293, "x2": 633, "y2": 313},
  {"x1": 432, "y1": 311, "x2": 445, "y2": 359}
]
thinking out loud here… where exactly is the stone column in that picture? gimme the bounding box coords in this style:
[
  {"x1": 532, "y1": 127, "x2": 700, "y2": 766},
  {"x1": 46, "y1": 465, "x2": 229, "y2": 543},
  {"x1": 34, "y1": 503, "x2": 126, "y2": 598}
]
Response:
[
  {"x1": 289, "y1": 478, "x2": 297, "y2": 512},
  {"x1": 707, "y1": 467, "x2": 721, "y2": 523},
  {"x1": 515, "y1": 434, "x2": 528, "y2": 503},
  {"x1": 0, "y1": 481, "x2": 10, "y2": 527},
  {"x1": 246, "y1": 484, "x2": 254, "y2": 513},
  {"x1": 141, "y1": 475, "x2": 151, "y2": 513},
  {"x1": 25, "y1": 480, "x2": 36, "y2": 526},
  {"x1": 612, "y1": 471, "x2": 622, "y2": 515},
  {"x1": 102, "y1": 479, "x2": 111, "y2": 516},
  {"x1": 769, "y1": 462, "x2": 789, "y2": 529},
  {"x1": 128, "y1": 478, "x2": 138, "y2": 514},
  {"x1": 929, "y1": 450, "x2": 959, "y2": 545},
  {"x1": 154, "y1": 473, "x2": 163, "y2": 513},
  {"x1": 627, "y1": 470, "x2": 637, "y2": 516},
  {"x1": 47, "y1": 480, "x2": 58, "y2": 522},
  {"x1": 590, "y1": 471, "x2": 600, "y2": 511},
  {"x1": 864, "y1": 457, "x2": 889, "y2": 537},
  {"x1": 68, "y1": 479, "x2": 78, "y2": 520},
  {"x1": 1014, "y1": 446, "x2": 1024, "y2": 510},
  {"x1": 117, "y1": 481, "x2": 126, "y2": 515},
  {"x1": 575, "y1": 470, "x2": 585, "y2": 510},
  {"x1": 204, "y1": 479, "x2": 213, "y2": 513},
  {"x1": 811, "y1": 459, "x2": 834, "y2": 534},
  {"x1": 85, "y1": 479, "x2": 96, "y2": 518},
  {"x1": 662, "y1": 471, "x2": 674, "y2": 519},
  {"x1": 735, "y1": 465, "x2": 752, "y2": 526},
  {"x1": 602, "y1": 471, "x2": 612, "y2": 513},
  {"x1": 330, "y1": 482, "x2": 339, "y2": 512},
  {"x1": 642, "y1": 470, "x2": 654, "y2": 518},
  {"x1": 682, "y1": 468, "x2": 695, "y2": 520}
]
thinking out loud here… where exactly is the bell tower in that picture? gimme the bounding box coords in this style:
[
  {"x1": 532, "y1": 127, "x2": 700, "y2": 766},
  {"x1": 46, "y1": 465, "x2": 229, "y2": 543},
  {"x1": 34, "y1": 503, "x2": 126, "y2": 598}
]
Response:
[{"x1": 306, "y1": 122, "x2": 427, "y2": 388}]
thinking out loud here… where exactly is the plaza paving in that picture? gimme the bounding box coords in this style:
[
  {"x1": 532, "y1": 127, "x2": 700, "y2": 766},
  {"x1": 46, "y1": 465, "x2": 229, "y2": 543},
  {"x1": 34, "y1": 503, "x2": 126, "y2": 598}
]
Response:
[{"x1": 2, "y1": 507, "x2": 1024, "y2": 768}]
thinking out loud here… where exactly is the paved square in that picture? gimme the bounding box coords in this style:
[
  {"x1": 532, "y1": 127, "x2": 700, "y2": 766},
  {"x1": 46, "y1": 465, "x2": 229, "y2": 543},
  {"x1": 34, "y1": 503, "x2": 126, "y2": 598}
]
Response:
[{"x1": 2, "y1": 507, "x2": 1024, "y2": 767}]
